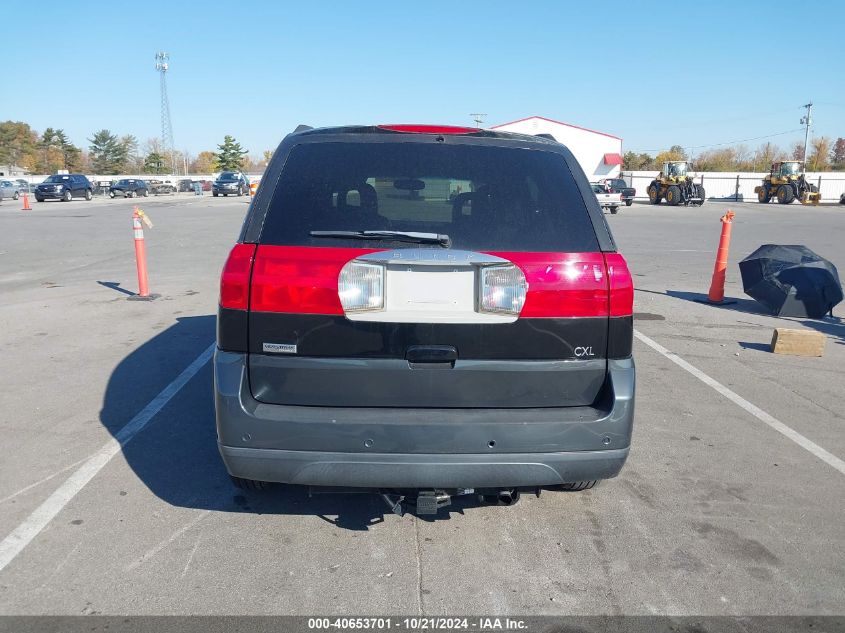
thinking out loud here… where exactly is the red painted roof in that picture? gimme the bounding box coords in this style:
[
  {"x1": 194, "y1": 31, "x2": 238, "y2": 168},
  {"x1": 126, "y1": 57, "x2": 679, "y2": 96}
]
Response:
[
  {"x1": 491, "y1": 115, "x2": 622, "y2": 141},
  {"x1": 604, "y1": 153, "x2": 623, "y2": 165}
]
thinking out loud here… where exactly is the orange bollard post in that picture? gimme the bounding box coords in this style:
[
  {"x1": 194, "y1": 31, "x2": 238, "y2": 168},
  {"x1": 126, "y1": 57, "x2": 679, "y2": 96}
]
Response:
[
  {"x1": 707, "y1": 210, "x2": 735, "y2": 303},
  {"x1": 249, "y1": 182, "x2": 258, "y2": 197},
  {"x1": 21, "y1": 192, "x2": 32, "y2": 211},
  {"x1": 128, "y1": 206, "x2": 160, "y2": 301}
]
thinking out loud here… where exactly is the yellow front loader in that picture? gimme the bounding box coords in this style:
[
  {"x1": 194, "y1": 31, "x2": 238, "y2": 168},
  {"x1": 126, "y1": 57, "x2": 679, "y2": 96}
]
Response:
[
  {"x1": 754, "y1": 161, "x2": 821, "y2": 205},
  {"x1": 646, "y1": 161, "x2": 705, "y2": 206}
]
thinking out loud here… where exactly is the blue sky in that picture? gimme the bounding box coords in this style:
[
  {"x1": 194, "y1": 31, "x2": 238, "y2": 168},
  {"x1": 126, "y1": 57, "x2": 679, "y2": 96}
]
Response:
[{"x1": 3, "y1": 0, "x2": 844, "y2": 158}]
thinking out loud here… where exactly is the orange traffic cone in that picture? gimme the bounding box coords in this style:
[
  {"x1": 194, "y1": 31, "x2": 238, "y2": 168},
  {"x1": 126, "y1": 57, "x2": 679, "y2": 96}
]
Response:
[
  {"x1": 21, "y1": 193, "x2": 32, "y2": 211},
  {"x1": 127, "y1": 207, "x2": 160, "y2": 301},
  {"x1": 707, "y1": 210, "x2": 735, "y2": 303}
]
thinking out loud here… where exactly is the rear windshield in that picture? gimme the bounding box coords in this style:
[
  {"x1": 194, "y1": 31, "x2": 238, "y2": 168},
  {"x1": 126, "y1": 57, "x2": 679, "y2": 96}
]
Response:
[{"x1": 260, "y1": 142, "x2": 598, "y2": 251}]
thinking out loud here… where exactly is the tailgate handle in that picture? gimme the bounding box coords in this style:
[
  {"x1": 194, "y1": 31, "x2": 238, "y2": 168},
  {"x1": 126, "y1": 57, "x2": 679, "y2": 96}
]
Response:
[{"x1": 406, "y1": 345, "x2": 457, "y2": 368}]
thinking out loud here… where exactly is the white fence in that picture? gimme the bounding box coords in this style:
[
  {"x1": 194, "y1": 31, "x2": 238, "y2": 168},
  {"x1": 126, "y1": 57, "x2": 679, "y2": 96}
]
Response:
[{"x1": 621, "y1": 171, "x2": 845, "y2": 203}]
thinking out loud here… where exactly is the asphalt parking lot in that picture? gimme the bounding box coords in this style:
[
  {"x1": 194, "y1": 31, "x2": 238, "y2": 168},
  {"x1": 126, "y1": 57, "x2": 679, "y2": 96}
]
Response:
[{"x1": 0, "y1": 196, "x2": 843, "y2": 616}]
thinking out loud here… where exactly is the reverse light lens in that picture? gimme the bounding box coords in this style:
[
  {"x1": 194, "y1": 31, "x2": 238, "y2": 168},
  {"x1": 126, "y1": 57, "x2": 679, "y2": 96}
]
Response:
[
  {"x1": 338, "y1": 261, "x2": 384, "y2": 312},
  {"x1": 479, "y1": 265, "x2": 527, "y2": 315}
]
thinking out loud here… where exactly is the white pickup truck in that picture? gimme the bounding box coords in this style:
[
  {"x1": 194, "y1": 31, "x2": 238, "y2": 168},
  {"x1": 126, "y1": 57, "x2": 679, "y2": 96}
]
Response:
[{"x1": 591, "y1": 183, "x2": 623, "y2": 214}]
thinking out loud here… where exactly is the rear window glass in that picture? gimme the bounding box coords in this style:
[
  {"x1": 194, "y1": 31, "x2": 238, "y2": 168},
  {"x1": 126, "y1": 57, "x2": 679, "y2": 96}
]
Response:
[{"x1": 260, "y1": 142, "x2": 598, "y2": 251}]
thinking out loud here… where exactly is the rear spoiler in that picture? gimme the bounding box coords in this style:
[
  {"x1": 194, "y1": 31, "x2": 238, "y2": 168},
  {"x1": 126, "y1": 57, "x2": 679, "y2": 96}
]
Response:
[{"x1": 293, "y1": 124, "x2": 313, "y2": 133}]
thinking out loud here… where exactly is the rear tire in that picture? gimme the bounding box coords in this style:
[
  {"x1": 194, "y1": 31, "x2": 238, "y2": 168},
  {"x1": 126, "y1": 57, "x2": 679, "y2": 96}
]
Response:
[
  {"x1": 666, "y1": 185, "x2": 681, "y2": 206},
  {"x1": 559, "y1": 481, "x2": 598, "y2": 491},
  {"x1": 696, "y1": 185, "x2": 706, "y2": 205},
  {"x1": 84, "y1": 189, "x2": 92, "y2": 201},
  {"x1": 647, "y1": 183, "x2": 661, "y2": 205},
  {"x1": 142, "y1": 189, "x2": 148, "y2": 197},
  {"x1": 609, "y1": 206, "x2": 619, "y2": 214},
  {"x1": 13, "y1": 192, "x2": 19, "y2": 200},
  {"x1": 230, "y1": 475, "x2": 271, "y2": 491},
  {"x1": 625, "y1": 199, "x2": 633, "y2": 206},
  {"x1": 777, "y1": 185, "x2": 795, "y2": 204}
]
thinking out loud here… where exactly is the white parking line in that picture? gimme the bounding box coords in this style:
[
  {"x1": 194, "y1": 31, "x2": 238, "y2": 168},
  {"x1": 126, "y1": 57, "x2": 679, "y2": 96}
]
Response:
[
  {"x1": 0, "y1": 343, "x2": 215, "y2": 574},
  {"x1": 0, "y1": 457, "x2": 88, "y2": 505},
  {"x1": 634, "y1": 329, "x2": 845, "y2": 476}
]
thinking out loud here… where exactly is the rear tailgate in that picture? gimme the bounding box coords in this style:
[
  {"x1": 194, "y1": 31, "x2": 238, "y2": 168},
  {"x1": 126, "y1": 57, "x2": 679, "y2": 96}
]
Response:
[
  {"x1": 247, "y1": 246, "x2": 611, "y2": 408},
  {"x1": 243, "y1": 137, "x2": 623, "y2": 410}
]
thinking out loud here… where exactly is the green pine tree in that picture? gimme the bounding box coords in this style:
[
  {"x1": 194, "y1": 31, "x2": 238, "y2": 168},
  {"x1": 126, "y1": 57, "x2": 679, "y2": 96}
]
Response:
[
  {"x1": 143, "y1": 152, "x2": 167, "y2": 174},
  {"x1": 214, "y1": 135, "x2": 248, "y2": 171},
  {"x1": 88, "y1": 129, "x2": 127, "y2": 174}
]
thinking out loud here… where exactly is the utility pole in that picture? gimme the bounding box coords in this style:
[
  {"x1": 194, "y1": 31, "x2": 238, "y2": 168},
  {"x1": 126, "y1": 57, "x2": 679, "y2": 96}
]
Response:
[
  {"x1": 470, "y1": 113, "x2": 487, "y2": 128},
  {"x1": 155, "y1": 52, "x2": 175, "y2": 175},
  {"x1": 800, "y1": 102, "x2": 812, "y2": 174}
]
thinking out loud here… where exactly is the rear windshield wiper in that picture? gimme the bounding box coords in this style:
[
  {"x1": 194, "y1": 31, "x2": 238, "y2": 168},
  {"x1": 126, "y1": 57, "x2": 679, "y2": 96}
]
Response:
[{"x1": 310, "y1": 230, "x2": 451, "y2": 248}]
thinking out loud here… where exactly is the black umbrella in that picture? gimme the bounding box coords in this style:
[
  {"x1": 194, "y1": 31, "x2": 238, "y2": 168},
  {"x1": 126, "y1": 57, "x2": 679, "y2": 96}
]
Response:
[{"x1": 739, "y1": 245, "x2": 843, "y2": 318}]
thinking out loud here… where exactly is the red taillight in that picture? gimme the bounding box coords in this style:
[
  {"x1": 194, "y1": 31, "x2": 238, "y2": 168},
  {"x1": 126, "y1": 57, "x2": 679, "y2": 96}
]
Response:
[
  {"x1": 490, "y1": 252, "x2": 609, "y2": 317},
  {"x1": 604, "y1": 253, "x2": 634, "y2": 317},
  {"x1": 250, "y1": 246, "x2": 379, "y2": 314},
  {"x1": 220, "y1": 243, "x2": 256, "y2": 310},
  {"x1": 377, "y1": 124, "x2": 479, "y2": 135}
]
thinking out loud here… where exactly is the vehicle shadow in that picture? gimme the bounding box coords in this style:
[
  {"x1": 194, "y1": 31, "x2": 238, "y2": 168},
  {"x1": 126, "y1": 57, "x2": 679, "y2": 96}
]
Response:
[{"x1": 100, "y1": 314, "x2": 502, "y2": 529}]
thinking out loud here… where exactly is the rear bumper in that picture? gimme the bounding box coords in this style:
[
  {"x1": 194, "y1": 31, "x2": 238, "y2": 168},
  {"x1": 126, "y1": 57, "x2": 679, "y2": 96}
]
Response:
[
  {"x1": 219, "y1": 444, "x2": 629, "y2": 488},
  {"x1": 214, "y1": 350, "x2": 635, "y2": 488}
]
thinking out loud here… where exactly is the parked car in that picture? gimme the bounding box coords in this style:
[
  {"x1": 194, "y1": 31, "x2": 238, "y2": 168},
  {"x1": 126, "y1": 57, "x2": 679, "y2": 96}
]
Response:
[
  {"x1": 200, "y1": 179, "x2": 212, "y2": 191},
  {"x1": 147, "y1": 179, "x2": 176, "y2": 195},
  {"x1": 212, "y1": 171, "x2": 249, "y2": 196},
  {"x1": 178, "y1": 179, "x2": 194, "y2": 193},
  {"x1": 840, "y1": 192, "x2": 844, "y2": 205},
  {"x1": 109, "y1": 178, "x2": 148, "y2": 198},
  {"x1": 214, "y1": 124, "x2": 635, "y2": 513},
  {"x1": 14, "y1": 179, "x2": 31, "y2": 194},
  {"x1": 591, "y1": 183, "x2": 623, "y2": 214},
  {"x1": 601, "y1": 178, "x2": 636, "y2": 206},
  {"x1": 0, "y1": 180, "x2": 19, "y2": 201},
  {"x1": 34, "y1": 174, "x2": 94, "y2": 202}
]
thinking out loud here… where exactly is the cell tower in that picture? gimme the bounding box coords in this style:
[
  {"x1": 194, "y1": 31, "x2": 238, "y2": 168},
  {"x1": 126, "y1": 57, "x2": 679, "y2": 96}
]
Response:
[
  {"x1": 470, "y1": 113, "x2": 487, "y2": 128},
  {"x1": 155, "y1": 52, "x2": 175, "y2": 173}
]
